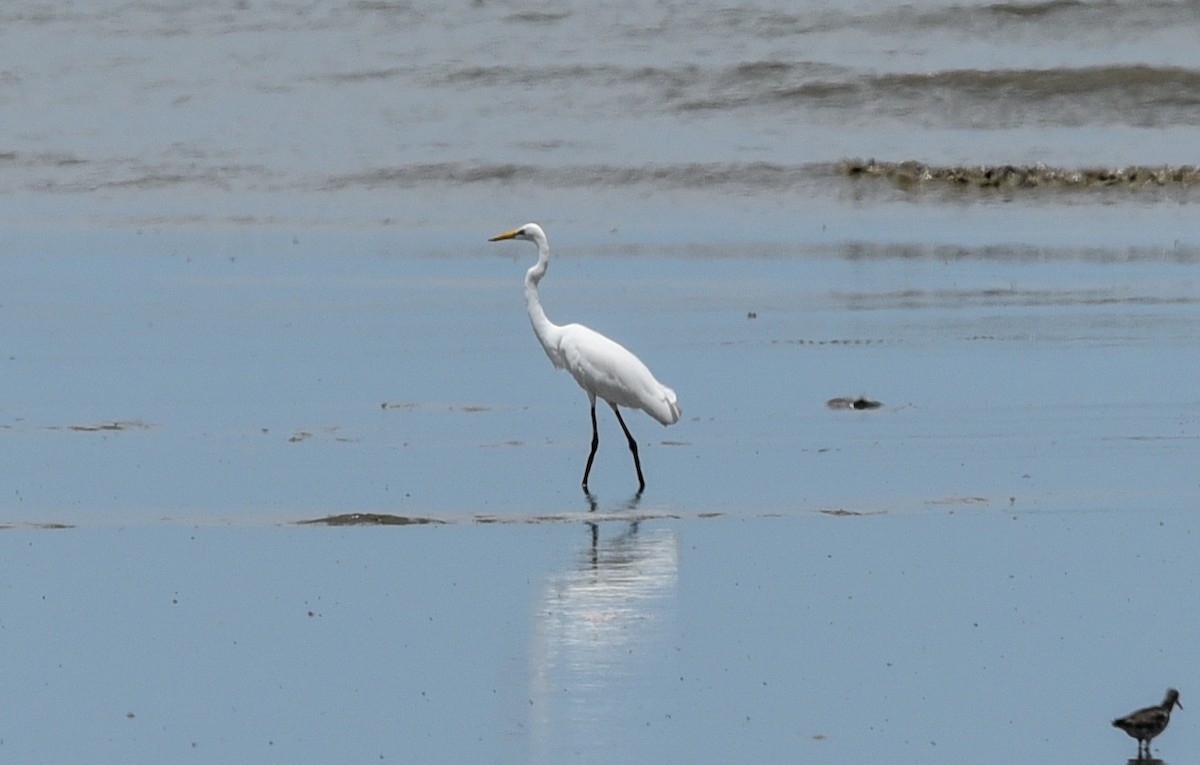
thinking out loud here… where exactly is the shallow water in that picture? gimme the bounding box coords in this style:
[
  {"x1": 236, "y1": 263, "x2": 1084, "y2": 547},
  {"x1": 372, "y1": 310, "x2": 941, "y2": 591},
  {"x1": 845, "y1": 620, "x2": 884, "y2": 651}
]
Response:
[
  {"x1": 4, "y1": 232, "x2": 1196, "y2": 764},
  {"x1": 4, "y1": 231, "x2": 1195, "y2": 522},
  {"x1": 2, "y1": 0, "x2": 1200, "y2": 762},
  {"x1": 2, "y1": 512, "x2": 1197, "y2": 763}
]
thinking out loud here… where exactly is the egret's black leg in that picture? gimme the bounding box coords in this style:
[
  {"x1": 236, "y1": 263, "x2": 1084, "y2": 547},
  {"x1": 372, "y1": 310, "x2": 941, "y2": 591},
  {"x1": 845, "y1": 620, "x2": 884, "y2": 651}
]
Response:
[
  {"x1": 611, "y1": 404, "x2": 645, "y2": 493},
  {"x1": 582, "y1": 400, "x2": 600, "y2": 492}
]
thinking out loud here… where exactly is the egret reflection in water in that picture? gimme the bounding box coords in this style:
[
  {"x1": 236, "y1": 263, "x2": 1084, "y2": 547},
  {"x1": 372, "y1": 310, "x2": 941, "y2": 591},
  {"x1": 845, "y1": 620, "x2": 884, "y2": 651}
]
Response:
[{"x1": 528, "y1": 509, "x2": 679, "y2": 760}]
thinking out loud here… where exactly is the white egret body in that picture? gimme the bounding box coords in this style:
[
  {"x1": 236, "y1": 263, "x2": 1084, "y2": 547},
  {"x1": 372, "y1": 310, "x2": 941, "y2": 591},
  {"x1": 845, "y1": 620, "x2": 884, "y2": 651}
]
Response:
[{"x1": 488, "y1": 223, "x2": 681, "y2": 493}]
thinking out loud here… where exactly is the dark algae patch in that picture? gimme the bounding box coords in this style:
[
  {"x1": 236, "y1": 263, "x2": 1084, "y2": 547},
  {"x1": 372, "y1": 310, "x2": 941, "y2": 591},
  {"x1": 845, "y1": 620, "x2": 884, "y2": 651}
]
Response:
[
  {"x1": 842, "y1": 158, "x2": 1200, "y2": 191},
  {"x1": 63, "y1": 421, "x2": 155, "y2": 432},
  {"x1": 827, "y1": 396, "x2": 883, "y2": 410},
  {"x1": 297, "y1": 513, "x2": 446, "y2": 527}
]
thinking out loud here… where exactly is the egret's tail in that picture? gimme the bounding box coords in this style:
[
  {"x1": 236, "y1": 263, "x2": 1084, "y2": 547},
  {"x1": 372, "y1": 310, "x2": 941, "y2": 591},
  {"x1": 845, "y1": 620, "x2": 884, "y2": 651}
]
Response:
[{"x1": 650, "y1": 385, "x2": 681, "y2": 426}]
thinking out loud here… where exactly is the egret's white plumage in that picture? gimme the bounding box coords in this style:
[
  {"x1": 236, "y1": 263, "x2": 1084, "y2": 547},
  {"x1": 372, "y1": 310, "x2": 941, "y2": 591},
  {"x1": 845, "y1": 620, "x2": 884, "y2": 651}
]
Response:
[{"x1": 488, "y1": 222, "x2": 680, "y2": 492}]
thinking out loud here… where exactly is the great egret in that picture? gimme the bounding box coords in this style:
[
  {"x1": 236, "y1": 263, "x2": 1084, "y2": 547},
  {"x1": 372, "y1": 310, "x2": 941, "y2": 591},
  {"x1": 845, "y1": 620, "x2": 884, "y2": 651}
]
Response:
[
  {"x1": 488, "y1": 223, "x2": 681, "y2": 493},
  {"x1": 1112, "y1": 688, "x2": 1182, "y2": 759}
]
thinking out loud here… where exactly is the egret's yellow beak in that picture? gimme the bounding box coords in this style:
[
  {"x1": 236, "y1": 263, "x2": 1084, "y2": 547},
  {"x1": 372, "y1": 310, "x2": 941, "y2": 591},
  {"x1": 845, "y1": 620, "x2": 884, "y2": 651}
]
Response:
[{"x1": 488, "y1": 229, "x2": 520, "y2": 242}]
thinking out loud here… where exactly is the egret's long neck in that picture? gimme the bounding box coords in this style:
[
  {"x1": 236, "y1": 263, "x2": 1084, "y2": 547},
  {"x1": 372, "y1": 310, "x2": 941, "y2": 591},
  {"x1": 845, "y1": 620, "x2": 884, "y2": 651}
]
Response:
[{"x1": 524, "y1": 239, "x2": 560, "y2": 348}]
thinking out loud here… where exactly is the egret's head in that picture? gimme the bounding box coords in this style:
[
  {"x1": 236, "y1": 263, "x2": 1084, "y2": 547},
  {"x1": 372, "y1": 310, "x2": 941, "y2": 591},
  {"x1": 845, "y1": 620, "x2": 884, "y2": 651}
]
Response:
[{"x1": 488, "y1": 222, "x2": 546, "y2": 244}]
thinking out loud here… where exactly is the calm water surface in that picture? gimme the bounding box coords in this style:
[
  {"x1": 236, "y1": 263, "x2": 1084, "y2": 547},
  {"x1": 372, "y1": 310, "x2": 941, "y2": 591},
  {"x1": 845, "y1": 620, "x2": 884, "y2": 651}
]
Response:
[{"x1": 2, "y1": 513, "x2": 1197, "y2": 763}]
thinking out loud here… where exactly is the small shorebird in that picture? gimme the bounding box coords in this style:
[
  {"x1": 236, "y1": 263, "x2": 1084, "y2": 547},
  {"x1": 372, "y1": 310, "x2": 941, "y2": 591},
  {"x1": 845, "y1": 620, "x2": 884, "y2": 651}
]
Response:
[{"x1": 1113, "y1": 688, "x2": 1182, "y2": 760}]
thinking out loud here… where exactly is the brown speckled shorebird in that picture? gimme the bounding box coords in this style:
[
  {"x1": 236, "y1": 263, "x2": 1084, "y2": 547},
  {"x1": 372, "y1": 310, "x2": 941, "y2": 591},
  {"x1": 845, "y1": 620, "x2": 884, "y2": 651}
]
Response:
[{"x1": 1113, "y1": 688, "x2": 1181, "y2": 760}]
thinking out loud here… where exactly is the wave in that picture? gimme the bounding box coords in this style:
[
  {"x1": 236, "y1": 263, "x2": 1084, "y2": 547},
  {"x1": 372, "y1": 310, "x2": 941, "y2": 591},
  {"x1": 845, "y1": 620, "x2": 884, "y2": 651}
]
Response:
[
  {"x1": 697, "y1": 0, "x2": 1200, "y2": 39},
  {"x1": 324, "y1": 159, "x2": 1200, "y2": 198},
  {"x1": 676, "y1": 64, "x2": 1200, "y2": 128},
  {"x1": 320, "y1": 161, "x2": 829, "y2": 192},
  {"x1": 13, "y1": 151, "x2": 1200, "y2": 202},
  {"x1": 423, "y1": 58, "x2": 1200, "y2": 128}
]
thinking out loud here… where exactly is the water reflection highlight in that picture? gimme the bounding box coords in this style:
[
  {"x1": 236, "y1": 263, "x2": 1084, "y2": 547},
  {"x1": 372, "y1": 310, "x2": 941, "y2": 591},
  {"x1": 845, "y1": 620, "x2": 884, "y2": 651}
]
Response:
[{"x1": 530, "y1": 518, "x2": 679, "y2": 760}]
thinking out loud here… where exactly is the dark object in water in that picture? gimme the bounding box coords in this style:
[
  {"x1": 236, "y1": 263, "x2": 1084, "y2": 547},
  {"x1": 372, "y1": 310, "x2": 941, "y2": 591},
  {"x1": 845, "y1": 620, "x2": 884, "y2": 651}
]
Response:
[
  {"x1": 841, "y1": 158, "x2": 1200, "y2": 192},
  {"x1": 826, "y1": 396, "x2": 882, "y2": 411},
  {"x1": 297, "y1": 513, "x2": 444, "y2": 526},
  {"x1": 1112, "y1": 688, "x2": 1181, "y2": 760},
  {"x1": 66, "y1": 420, "x2": 154, "y2": 432}
]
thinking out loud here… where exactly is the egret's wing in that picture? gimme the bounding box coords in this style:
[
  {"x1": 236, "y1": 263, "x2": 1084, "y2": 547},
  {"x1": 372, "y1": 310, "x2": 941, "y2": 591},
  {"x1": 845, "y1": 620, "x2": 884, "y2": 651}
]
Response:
[{"x1": 558, "y1": 324, "x2": 680, "y2": 425}]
